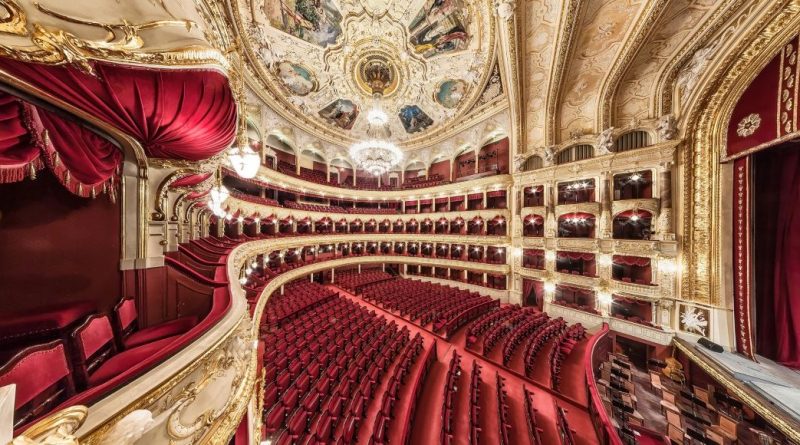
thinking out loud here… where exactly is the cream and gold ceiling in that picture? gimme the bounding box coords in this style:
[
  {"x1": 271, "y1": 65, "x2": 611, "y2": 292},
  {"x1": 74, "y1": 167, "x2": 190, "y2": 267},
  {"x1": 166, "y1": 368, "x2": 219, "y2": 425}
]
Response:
[{"x1": 236, "y1": 0, "x2": 498, "y2": 146}]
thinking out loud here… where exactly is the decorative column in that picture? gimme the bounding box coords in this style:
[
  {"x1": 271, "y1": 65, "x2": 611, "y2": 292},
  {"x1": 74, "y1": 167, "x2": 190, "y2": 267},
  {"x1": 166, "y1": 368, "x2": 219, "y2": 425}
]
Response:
[
  {"x1": 598, "y1": 171, "x2": 613, "y2": 239},
  {"x1": 656, "y1": 162, "x2": 675, "y2": 241},
  {"x1": 545, "y1": 183, "x2": 557, "y2": 237}
]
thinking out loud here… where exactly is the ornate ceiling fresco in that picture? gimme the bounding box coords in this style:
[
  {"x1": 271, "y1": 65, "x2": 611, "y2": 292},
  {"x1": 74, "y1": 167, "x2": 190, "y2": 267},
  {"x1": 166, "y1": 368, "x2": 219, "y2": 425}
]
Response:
[
  {"x1": 237, "y1": 0, "x2": 498, "y2": 147},
  {"x1": 520, "y1": 0, "x2": 754, "y2": 151}
]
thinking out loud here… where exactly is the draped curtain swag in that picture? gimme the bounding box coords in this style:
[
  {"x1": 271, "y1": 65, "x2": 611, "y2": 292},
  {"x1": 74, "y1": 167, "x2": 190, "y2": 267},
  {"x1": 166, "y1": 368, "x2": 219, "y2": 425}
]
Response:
[
  {"x1": 0, "y1": 59, "x2": 236, "y2": 160},
  {"x1": 612, "y1": 255, "x2": 651, "y2": 267}
]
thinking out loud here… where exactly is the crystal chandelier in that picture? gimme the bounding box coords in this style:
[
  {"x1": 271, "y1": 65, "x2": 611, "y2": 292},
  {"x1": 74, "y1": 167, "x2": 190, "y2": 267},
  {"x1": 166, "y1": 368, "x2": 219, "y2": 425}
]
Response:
[
  {"x1": 208, "y1": 169, "x2": 229, "y2": 217},
  {"x1": 227, "y1": 46, "x2": 261, "y2": 179},
  {"x1": 349, "y1": 63, "x2": 403, "y2": 176},
  {"x1": 228, "y1": 144, "x2": 260, "y2": 178}
]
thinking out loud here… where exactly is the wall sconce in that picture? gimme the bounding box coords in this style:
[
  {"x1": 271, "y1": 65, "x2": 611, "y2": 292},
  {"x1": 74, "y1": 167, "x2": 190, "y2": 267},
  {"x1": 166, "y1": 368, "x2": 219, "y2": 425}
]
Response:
[
  {"x1": 596, "y1": 290, "x2": 613, "y2": 306},
  {"x1": 598, "y1": 254, "x2": 612, "y2": 266},
  {"x1": 659, "y1": 258, "x2": 678, "y2": 274},
  {"x1": 544, "y1": 250, "x2": 556, "y2": 261},
  {"x1": 512, "y1": 247, "x2": 522, "y2": 258},
  {"x1": 543, "y1": 281, "x2": 556, "y2": 293}
]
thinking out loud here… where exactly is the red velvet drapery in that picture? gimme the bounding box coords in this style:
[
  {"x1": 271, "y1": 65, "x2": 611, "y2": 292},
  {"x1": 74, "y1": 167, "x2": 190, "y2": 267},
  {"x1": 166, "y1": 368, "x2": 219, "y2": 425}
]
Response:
[
  {"x1": 0, "y1": 91, "x2": 122, "y2": 197},
  {"x1": 0, "y1": 58, "x2": 236, "y2": 160},
  {"x1": 170, "y1": 173, "x2": 213, "y2": 188},
  {"x1": 0, "y1": 93, "x2": 40, "y2": 182},
  {"x1": 558, "y1": 251, "x2": 595, "y2": 261},
  {"x1": 612, "y1": 255, "x2": 650, "y2": 267},
  {"x1": 754, "y1": 146, "x2": 800, "y2": 368}
]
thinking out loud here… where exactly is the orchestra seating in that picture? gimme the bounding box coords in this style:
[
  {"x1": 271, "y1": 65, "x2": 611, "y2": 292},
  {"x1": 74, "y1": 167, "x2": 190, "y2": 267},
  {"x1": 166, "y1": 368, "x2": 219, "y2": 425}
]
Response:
[
  {"x1": 495, "y1": 372, "x2": 513, "y2": 445},
  {"x1": 439, "y1": 352, "x2": 462, "y2": 445},
  {"x1": 523, "y1": 386, "x2": 544, "y2": 445},
  {"x1": 335, "y1": 269, "x2": 395, "y2": 293},
  {"x1": 549, "y1": 324, "x2": 587, "y2": 390},
  {"x1": 468, "y1": 360, "x2": 483, "y2": 445},
  {"x1": 263, "y1": 281, "x2": 338, "y2": 327},
  {"x1": 358, "y1": 278, "x2": 497, "y2": 332},
  {"x1": 230, "y1": 190, "x2": 280, "y2": 207},
  {"x1": 261, "y1": 295, "x2": 410, "y2": 443}
]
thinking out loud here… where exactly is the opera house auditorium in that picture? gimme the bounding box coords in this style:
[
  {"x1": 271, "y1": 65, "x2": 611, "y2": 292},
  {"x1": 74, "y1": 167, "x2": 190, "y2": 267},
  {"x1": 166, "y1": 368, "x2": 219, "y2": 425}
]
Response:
[{"x1": 1, "y1": 0, "x2": 799, "y2": 444}]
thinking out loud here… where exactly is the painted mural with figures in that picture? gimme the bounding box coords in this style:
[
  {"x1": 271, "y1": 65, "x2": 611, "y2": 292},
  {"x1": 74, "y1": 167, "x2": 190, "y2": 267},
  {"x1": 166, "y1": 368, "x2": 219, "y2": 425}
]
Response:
[
  {"x1": 263, "y1": 0, "x2": 343, "y2": 47},
  {"x1": 275, "y1": 61, "x2": 318, "y2": 96},
  {"x1": 319, "y1": 99, "x2": 360, "y2": 130},
  {"x1": 409, "y1": 0, "x2": 471, "y2": 58},
  {"x1": 398, "y1": 105, "x2": 434, "y2": 133}
]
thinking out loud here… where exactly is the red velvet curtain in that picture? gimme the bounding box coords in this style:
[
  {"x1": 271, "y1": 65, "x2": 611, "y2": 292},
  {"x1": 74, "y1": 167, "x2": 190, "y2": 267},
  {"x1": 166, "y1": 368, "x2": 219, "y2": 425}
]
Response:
[
  {"x1": 613, "y1": 255, "x2": 651, "y2": 267},
  {"x1": 37, "y1": 108, "x2": 121, "y2": 195},
  {"x1": 0, "y1": 91, "x2": 121, "y2": 197},
  {"x1": 754, "y1": 146, "x2": 800, "y2": 368},
  {"x1": 170, "y1": 173, "x2": 212, "y2": 188},
  {"x1": 0, "y1": 93, "x2": 40, "y2": 182},
  {"x1": 0, "y1": 59, "x2": 236, "y2": 160},
  {"x1": 558, "y1": 251, "x2": 595, "y2": 261}
]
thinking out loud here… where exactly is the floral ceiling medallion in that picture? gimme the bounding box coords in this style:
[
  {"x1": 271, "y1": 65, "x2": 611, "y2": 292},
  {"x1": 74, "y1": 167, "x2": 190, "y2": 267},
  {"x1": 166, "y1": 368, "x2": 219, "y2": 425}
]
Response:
[{"x1": 736, "y1": 113, "x2": 761, "y2": 137}]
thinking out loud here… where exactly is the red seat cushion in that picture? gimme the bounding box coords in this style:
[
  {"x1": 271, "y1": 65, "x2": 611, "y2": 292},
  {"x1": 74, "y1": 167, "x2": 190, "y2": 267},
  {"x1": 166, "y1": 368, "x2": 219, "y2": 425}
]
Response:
[
  {"x1": 123, "y1": 316, "x2": 198, "y2": 349},
  {"x1": 87, "y1": 336, "x2": 179, "y2": 387},
  {"x1": 0, "y1": 301, "x2": 96, "y2": 341}
]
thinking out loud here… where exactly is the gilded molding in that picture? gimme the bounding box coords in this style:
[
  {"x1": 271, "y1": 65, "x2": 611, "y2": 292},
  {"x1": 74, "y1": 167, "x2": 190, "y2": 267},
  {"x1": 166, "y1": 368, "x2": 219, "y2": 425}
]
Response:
[
  {"x1": 673, "y1": 339, "x2": 800, "y2": 442},
  {"x1": 0, "y1": 1, "x2": 228, "y2": 75},
  {"x1": 680, "y1": 0, "x2": 800, "y2": 305}
]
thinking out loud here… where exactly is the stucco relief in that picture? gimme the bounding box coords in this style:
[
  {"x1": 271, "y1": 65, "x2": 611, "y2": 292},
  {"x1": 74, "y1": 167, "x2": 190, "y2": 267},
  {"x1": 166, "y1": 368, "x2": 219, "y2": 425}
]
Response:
[
  {"x1": 523, "y1": 0, "x2": 559, "y2": 148},
  {"x1": 614, "y1": 0, "x2": 717, "y2": 127},
  {"x1": 558, "y1": 0, "x2": 644, "y2": 142}
]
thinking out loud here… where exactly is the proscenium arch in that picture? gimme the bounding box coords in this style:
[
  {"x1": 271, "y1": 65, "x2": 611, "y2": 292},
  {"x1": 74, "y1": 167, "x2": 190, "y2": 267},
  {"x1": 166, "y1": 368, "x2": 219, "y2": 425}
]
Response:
[{"x1": 680, "y1": 3, "x2": 800, "y2": 307}]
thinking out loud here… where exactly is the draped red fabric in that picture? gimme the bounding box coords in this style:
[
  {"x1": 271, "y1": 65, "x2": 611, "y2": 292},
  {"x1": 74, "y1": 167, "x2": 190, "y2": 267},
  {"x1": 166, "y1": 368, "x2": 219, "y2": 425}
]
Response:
[
  {"x1": 522, "y1": 278, "x2": 535, "y2": 301},
  {"x1": 0, "y1": 93, "x2": 41, "y2": 182},
  {"x1": 754, "y1": 146, "x2": 800, "y2": 368},
  {"x1": 170, "y1": 173, "x2": 212, "y2": 188},
  {"x1": 468, "y1": 193, "x2": 482, "y2": 199},
  {"x1": 558, "y1": 251, "x2": 595, "y2": 261},
  {"x1": 615, "y1": 209, "x2": 652, "y2": 219},
  {"x1": 487, "y1": 190, "x2": 506, "y2": 198},
  {"x1": 0, "y1": 59, "x2": 236, "y2": 160},
  {"x1": 36, "y1": 108, "x2": 121, "y2": 192},
  {"x1": 612, "y1": 255, "x2": 650, "y2": 267}
]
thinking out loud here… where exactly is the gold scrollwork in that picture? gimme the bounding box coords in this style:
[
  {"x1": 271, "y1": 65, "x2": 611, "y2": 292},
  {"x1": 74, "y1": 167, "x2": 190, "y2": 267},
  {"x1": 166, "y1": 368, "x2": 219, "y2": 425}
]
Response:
[
  {"x1": 12, "y1": 405, "x2": 88, "y2": 445},
  {"x1": 0, "y1": 2, "x2": 226, "y2": 75},
  {"x1": 0, "y1": 0, "x2": 28, "y2": 36}
]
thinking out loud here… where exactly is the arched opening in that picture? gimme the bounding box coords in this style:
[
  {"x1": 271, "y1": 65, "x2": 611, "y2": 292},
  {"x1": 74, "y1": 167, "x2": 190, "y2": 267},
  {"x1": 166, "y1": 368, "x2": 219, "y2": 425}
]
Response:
[
  {"x1": 557, "y1": 212, "x2": 596, "y2": 238},
  {"x1": 435, "y1": 217, "x2": 449, "y2": 234},
  {"x1": 450, "y1": 217, "x2": 465, "y2": 234},
  {"x1": 487, "y1": 215, "x2": 507, "y2": 236},
  {"x1": 477, "y1": 137, "x2": 509, "y2": 174},
  {"x1": 330, "y1": 157, "x2": 354, "y2": 186},
  {"x1": 523, "y1": 214, "x2": 544, "y2": 237},
  {"x1": 523, "y1": 185, "x2": 545, "y2": 207},
  {"x1": 557, "y1": 179, "x2": 596, "y2": 204},
  {"x1": 613, "y1": 170, "x2": 653, "y2": 200},
  {"x1": 555, "y1": 144, "x2": 593, "y2": 165},
  {"x1": 420, "y1": 218, "x2": 434, "y2": 234},
  {"x1": 266, "y1": 134, "x2": 297, "y2": 173},
  {"x1": 467, "y1": 217, "x2": 484, "y2": 235},
  {"x1": 453, "y1": 146, "x2": 476, "y2": 179},
  {"x1": 613, "y1": 131, "x2": 651, "y2": 153},
  {"x1": 522, "y1": 155, "x2": 544, "y2": 171},
  {"x1": 298, "y1": 149, "x2": 328, "y2": 184},
  {"x1": 612, "y1": 210, "x2": 653, "y2": 240}
]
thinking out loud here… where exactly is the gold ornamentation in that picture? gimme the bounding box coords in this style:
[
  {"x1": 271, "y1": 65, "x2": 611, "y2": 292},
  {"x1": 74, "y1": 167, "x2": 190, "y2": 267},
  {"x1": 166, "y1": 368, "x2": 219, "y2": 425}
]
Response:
[
  {"x1": 736, "y1": 113, "x2": 761, "y2": 137},
  {"x1": 12, "y1": 406, "x2": 87, "y2": 445},
  {"x1": 0, "y1": 0, "x2": 28, "y2": 36},
  {"x1": 0, "y1": 3, "x2": 226, "y2": 75}
]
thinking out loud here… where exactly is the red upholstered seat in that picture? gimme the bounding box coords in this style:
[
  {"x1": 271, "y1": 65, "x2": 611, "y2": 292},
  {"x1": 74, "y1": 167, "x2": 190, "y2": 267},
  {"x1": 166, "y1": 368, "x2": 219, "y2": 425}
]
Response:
[
  {"x1": 114, "y1": 297, "x2": 197, "y2": 349},
  {"x1": 87, "y1": 336, "x2": 179, "y2": 387},
  {"x1": 0, "y1": 341, "x2": 74, "y2": 429},
  {"x1": 122, "y1": 316, "x2": 197, "y2": 349}
]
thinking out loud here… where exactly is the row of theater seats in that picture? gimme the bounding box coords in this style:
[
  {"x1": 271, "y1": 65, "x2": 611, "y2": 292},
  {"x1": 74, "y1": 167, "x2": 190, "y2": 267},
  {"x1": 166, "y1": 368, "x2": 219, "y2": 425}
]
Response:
[
  {"x1": 230, "y1": 190, "x2": 280, "y2": 207},
  {"x1": 262, "y1": 281, "x2": 338, "y2": 327},
  {"x1": 359, "y1": 278, "x2": 496, "y2": 332},
  {"x1": 523, "y1": 387, "x2": 545, "y2": 445},
  {"x1": 367, "y1": 333, "x2": 427, "y2": 445},
  {"x1": 549, "y1": 325, "x2": 587, "y2": 390},
  {"x1": 482, "y1": 307, "x2": 541, "y2": 356},
  {"x1": 0, "y1": 296, "x2": 198, "y2": 430},
  {"x1": 468, "y1": 360, "x2": 483, "y2": 445},
  {"x1": 261, "y1": 295, "x2": 413, "y2": 444},
  {"x1": 440, "y1": 352, "x2": 462, "y2": 445},
  {"x1": 269, "y1": 163, "x2": 453, "y2": 191},
  {"x1": 496, "y1": 372, "x2": 513, "y2": 445},
  {"x1": 523, "y1": 319, "x2": 569, "y2": 378},
  {"x1": 334, "y1": 269, "x2": 394, "y2": 293}
]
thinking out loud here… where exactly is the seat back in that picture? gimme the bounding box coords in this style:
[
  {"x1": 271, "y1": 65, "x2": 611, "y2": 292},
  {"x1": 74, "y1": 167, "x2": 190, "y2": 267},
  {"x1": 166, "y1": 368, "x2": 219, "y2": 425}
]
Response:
[
  {"x1": 71, "y1": 314, "x2": 117, "y2": 388},
  {"x1": 0, "y1": 340, "x2": 74, "y2": 429},
  {"x1": 113, "y1": 298, "x2": 139, "y2": 340}
]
